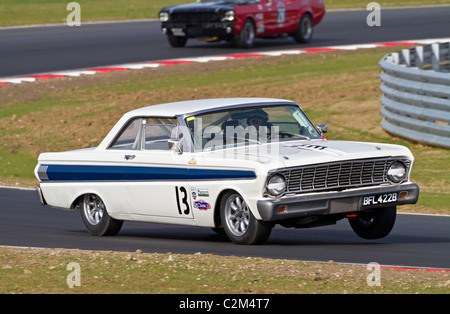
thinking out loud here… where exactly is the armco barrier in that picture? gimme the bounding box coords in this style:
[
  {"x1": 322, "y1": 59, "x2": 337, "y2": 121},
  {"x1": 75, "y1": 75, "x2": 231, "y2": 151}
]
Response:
[{"x1": 378, "y1": 42, "x2": 450, "y2": 149}]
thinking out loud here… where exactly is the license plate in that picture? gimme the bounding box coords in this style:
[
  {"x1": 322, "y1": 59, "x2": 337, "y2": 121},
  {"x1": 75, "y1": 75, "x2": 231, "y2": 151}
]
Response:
[
  {"x1": 171, "y1": 28, "x2": 185, "y2": 36},
  {"x1": 363, "y1": 193, "x2": 397, "y2": 206}
]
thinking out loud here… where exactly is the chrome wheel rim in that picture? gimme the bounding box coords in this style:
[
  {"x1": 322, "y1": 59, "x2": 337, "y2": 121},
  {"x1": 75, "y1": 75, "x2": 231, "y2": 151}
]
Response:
[
  {"x1": 301, "y1": 17, "x2": 312, "y2": 40},
  {"x1": 224, "y1": 195, "x2": 250, "y2": 237},
  {"x1": 243, "y1": 23, "x2": 255, "y2": 46},
  {"x1": 83, "y1": 194, "x2": 105, "y2": 226}
]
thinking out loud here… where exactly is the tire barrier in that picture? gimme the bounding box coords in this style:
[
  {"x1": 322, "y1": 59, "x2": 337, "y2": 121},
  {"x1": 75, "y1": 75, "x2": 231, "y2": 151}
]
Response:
[{"x1": 379, "y1": 42, "x2": 450, "y2": 149}]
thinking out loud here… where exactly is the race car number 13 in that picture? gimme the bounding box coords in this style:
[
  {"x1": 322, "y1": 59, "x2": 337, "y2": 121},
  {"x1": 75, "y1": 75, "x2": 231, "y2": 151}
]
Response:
[{"x1": 175, "y1": 186, "x2": 190, "y2": 215}]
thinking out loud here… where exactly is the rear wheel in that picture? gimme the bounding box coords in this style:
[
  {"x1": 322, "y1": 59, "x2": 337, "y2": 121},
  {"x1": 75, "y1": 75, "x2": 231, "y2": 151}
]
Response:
[
  {"x1": 293, "y1": 13, "x2": 313, "y2": 43},
  {"x1": 80, "y1": 194, "x2": 123, "y2": 236},
  {"x1": 349, "y1": 206, "x2": 397, "y2": 239},
  {"x1": 220, "y1": 192, "x2": 272, "y2": 244}
]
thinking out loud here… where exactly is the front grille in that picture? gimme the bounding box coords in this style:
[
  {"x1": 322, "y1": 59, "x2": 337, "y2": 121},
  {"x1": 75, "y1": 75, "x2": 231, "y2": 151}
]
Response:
[
  {"x1": 171, "y1": 12, "x2": 220, "y2": 23},
  {"x1": 278, "y1": 158, "x2": 410, "y2": 194}
]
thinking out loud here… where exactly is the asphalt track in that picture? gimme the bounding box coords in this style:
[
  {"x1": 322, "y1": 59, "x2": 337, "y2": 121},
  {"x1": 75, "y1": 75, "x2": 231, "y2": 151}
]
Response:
[
  {"x1": 1, "y1": 188, "x2": 449, "y2": 269},
  {"x1": 1, "y1": 6, "x2": 450, "y2": 77}
]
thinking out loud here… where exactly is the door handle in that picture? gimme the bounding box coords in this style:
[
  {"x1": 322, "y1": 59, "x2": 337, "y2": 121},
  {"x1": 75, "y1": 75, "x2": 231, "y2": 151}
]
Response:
[{"x1": 124, "y1": 155, "x2": 136, "y2": 160}]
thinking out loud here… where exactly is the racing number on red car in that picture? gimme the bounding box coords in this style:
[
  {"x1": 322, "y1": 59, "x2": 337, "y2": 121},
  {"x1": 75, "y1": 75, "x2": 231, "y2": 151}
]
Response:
[
  {"x1": 277, "y1": 2, "x2": 286, "y2": 26},
  {"x1": 175, "y1": 186, "x2": 190, "y2": 215}
]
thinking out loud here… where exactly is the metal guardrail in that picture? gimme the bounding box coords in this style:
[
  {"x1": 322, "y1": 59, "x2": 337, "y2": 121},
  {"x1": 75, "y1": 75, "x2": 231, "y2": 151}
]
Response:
[{"x1": 378, "y1": 42, "x2": 450, "y2": 149}]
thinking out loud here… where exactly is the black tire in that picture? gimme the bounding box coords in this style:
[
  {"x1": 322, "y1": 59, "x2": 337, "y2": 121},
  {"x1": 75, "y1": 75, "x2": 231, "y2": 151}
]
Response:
[
  {"x1": 349, "y1": 206, "x2": 397, "y2": 240},
  {"x1": 168, "y1": 35, "x2": 187, "y2": 47},
  {"x1": 79, "y1": 194, "x2": 123, "y2": 236},
  {"x1": 293, "y1": 13, "x2": 313, "y2": 43},
  {"x1": 234, "y1": 19, "x2": 256, "y2": 48},
  {"x1": 220, "y1": 191, "x2": 272, "y2": 244}
]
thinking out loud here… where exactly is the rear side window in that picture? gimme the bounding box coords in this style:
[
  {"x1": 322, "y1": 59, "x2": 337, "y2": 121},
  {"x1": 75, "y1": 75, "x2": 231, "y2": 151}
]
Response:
[{"x1": 109, "y1": 117, "x2": 178, "y2": 150}]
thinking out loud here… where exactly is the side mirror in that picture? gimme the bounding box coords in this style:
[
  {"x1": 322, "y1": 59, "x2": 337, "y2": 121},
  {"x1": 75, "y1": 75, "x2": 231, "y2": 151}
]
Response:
[
  {"x1": 317, "y1": 124, "x2": 328, "y2": 134},
  {"x1": 168, "y1": 139, "x2": 183, "y2": 155}
]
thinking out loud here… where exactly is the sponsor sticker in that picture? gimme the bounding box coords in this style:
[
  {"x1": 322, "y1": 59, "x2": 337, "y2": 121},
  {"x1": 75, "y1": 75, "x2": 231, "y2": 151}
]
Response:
[
  {"x1": 197, "y1": 188, "x2": 209, "y2": 197},
  {"x1": 191, "y1": 187, "x2": 197, "y2": 200},
  {"x1": 188, "y1": 158, "x2": 197, "y2": 165},
  {"x1": 193, "y1": 200, "x2": 211, "y2": 211}
]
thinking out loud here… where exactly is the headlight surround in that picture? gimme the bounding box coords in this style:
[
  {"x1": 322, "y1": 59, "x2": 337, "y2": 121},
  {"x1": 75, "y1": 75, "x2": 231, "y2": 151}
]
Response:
[
  {"x1": 221, "y1": 10, "x2": 235, "y2": 22},
  {"x1": 159, "y1": 12, "x2": 170, "y2": 22},
  {"x1": 266, "y1": 174, "x2": 286, "y2": 197},
  {"x1": 387, "y1": 161, "x2": 407, "y2": 183}
]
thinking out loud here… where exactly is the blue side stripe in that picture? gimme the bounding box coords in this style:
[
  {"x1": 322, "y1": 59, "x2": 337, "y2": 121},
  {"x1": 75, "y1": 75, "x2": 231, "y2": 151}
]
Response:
[{"x1": 42, "y1": 165, "x2": 256, "y2": 182}]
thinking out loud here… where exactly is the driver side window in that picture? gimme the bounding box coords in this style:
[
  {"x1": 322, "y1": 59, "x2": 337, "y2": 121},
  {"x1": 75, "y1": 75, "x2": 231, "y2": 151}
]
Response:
[{"x1": 142, "y1": 118, "x2": 177, "y2": 150}]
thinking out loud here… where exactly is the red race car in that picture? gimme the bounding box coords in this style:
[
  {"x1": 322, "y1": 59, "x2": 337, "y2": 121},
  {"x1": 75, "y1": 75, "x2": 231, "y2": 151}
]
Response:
[{"x1": 159, "y1": 0, "x2": 325, "y2": 48}]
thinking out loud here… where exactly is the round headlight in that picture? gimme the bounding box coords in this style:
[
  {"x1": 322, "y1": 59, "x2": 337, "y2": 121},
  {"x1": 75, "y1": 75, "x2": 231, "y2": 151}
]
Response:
[
  {"x1": 221, "y1": 10, "x2": 235, "y2": 22},
  {"x1": 159, "y1": 12, "x2": 170, "y2": 22},
  {"x1": 387, "y1": 161, "x2": 406, "y2": 183},
  {"x1": 267, "y1": 174, "x2": 286, "y2": 196}
]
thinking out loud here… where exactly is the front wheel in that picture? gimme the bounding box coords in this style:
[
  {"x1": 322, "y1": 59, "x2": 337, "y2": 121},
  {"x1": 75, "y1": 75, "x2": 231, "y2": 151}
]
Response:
[
  {"x1": 234, "y1": 19, "x2": 255, "y2": 48},
  {"x1": 167, "y1": 35, "x2": 187, "y2": 47},
  {"x1": 220, "y1": 192, "x2": 272, "y2": 244},
  {"x1": 348, "y1": 206, "x2": 397, "y2": 240},
  {"x1": 80, "y1": 194, "x2": 123, "y2": 236}
]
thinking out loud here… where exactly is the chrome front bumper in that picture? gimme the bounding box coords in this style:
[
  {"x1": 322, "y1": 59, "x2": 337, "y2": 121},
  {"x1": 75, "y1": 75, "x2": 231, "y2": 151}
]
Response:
[{"x1": 257, "y1": 183, "x2": 419, "y2": 221}]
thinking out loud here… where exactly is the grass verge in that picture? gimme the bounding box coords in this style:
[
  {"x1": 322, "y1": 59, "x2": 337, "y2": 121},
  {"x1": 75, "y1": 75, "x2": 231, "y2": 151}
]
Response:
[
  {"x1": 1, "y1": 247, "x2": 449, "y2": 294},
  {"x1": 0, "y1": 0, "x2": 449, "y2": 27}
]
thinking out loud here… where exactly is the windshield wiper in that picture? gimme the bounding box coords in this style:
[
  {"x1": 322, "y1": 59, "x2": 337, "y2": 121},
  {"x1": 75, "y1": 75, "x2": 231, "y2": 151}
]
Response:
[
  {"x1": 278, "y1": 131, "x2": 310, "y2": 141},
  {"x1": 232, "y1": 137, "x2": 262, "y2": 145}
]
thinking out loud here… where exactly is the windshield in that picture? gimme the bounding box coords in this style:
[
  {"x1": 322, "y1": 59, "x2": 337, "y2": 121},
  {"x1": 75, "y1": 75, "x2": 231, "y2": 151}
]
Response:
[{"x1": 185, "y1": 105, "x2": 321, "y2": 151}]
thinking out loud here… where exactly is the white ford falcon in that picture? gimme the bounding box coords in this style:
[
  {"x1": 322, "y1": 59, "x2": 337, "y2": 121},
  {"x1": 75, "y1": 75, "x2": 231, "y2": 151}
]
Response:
[{"x1": 35, "y1": 98, "x2": 419, "y2": 244}]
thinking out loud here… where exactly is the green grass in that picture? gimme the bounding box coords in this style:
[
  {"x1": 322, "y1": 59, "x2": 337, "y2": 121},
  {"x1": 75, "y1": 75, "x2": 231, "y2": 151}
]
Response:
[
  {"x1": 0, "y1": 149, "x2": 36, "y2": 180},
  {"x1": 0, "y1": 0, "x2": 449, "y2": 27},
  {"x1": 1, "y1": 247, "x2": 449, "y2": 294}
]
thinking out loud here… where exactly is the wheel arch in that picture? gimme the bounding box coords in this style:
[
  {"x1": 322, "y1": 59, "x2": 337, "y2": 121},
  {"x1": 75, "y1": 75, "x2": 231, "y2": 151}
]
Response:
[
  {"x1": 299, "y1": 9, "x2": 313, "y2": 24},
  {"x1": 70, "y1": 194, "x2": 84, "y2": 210},
  {"x1": 213, "y1": 188, "x2": 237, "y2": 228},
  {"x1": 234, "y1": 15, "x2": 256, "y2": 35},
  {"x1": 70, "y1": 191, "x2": 108, "y2": 210},
  {"x1": 213, "y1": 186, "x2": 262, "y2": 228}
]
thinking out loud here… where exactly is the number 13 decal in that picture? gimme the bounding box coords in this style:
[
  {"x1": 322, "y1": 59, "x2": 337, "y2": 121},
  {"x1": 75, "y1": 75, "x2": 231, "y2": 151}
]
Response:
[{"x1": 175, "y1": 186, "x2": 190, "y2": 215}]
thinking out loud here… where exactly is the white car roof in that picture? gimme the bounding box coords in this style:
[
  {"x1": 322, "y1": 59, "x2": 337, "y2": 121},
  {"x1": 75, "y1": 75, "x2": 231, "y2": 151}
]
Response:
[
  {"x1": 98, "y1": 98, "x2": 298, "y2": 150},
  {"x1": 124, "y1": 97, "x2": 297, "y2": 118}
]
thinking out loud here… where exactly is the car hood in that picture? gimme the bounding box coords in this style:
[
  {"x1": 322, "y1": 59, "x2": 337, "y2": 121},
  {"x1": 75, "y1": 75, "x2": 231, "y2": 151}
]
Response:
[
  {"x1": 202, "y1": 139, "x2": 413, "y2": 170},
  {"x1": 161, "y1": 1, "x2": 250, "y2": 13}
]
